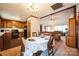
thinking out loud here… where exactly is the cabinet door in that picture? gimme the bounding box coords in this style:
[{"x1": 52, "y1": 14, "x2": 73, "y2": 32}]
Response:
[
  {"x1": 6, "y1": 20, "x2": 13, "y2": 28},
  {"x1": 13, "y1": 21, "x2": 18, "y2": 28},
  {"x1": 0, "y1": 19, "x2": 1, "y2": 28},
  {"x1": 21, "y1": 22, "x2": 26, "y2": 28},
  {"x1": 19, "y1": 22, "x2": 22, "y2": 28},
  {"x1": 1, "y1": 20, "x2": 5, "y2": 28},
  {"x1": 16, "y1": 21, "x2": 21, "y2": 28},
  {"x1": 3, "y1": 33, "x2": 11, "y2": 50},
  {"x1": 0, "y1": 37, "x2": 3, "y2": 51}
]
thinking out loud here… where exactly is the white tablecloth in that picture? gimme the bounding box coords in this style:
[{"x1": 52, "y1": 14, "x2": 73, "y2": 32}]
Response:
[{"x1": 24, "y1": 37, "x2": 49, "y2": 56}]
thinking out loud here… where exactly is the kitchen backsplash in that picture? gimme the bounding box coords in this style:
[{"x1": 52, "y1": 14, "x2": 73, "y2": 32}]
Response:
[{"x1": 0, "y1": 28, "x2": 24, "y2": 32}]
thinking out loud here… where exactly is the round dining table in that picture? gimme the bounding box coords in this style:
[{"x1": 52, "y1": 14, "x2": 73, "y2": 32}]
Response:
[{"x1": 24, "y1": 37, "x2": 49, "y2": 56}]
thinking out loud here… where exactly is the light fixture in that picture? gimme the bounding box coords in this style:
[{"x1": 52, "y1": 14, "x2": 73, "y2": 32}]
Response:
[
  {"x1": 28, "y1": 0, "x2": 38, "y2": 11},
  {"x1": 50, "y1": 15, "x2": 56, "y2": 32},
  {"x1": 51, "y1": 15, "x2": 56, "y2": 25}
]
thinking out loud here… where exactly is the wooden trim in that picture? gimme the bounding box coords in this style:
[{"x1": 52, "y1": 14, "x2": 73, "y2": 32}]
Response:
[
  {"x1": 40, "y1": 5, "x2": 76, "y2": 19},
  {"x1": 27, "y1": 15, "x2": 39, "y2": 19},
  {"x1": 31, "y1": 15, "x2": 39, "y2": 18}
]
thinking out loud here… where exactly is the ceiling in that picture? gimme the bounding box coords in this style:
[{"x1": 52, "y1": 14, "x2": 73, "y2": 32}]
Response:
[{"x1": 0, "y1": 3, "x2": 77, "y2": 21}]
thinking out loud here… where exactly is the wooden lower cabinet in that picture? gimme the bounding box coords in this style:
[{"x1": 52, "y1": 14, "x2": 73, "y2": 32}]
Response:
[
  {"x1": 3, "y1": 32, "x2": 21, "y2": 50},
  {"x1": 10, "y1": 39, "x2": 20, "y2": 48},
  {"x1": 0, "y1": 36, "x2": 3, "y2": 51}
]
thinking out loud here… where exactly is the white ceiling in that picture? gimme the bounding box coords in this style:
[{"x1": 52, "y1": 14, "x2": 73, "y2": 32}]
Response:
[{"x1": 0, "y1": 3, "x2": 77, "y2": 21}]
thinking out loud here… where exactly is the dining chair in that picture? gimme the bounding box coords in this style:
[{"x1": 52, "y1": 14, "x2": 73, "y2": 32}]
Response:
[
  {"x1": 32, "y1": 50, "x2": 43, "y2": 56},
  {"x1": 32, "y1": 32, "x2": 37, "y2": 37},
  {"x1": 47, "y1": 35, "x2": 55, "y2": 56},
  {"x1": 19, "y1": 35, "x2": 25, "y2": 56}
]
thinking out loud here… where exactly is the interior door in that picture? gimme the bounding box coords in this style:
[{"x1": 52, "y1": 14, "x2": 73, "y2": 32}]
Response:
[{"x1": 69, "y1": 18, "x2": 76, "y2": 37}]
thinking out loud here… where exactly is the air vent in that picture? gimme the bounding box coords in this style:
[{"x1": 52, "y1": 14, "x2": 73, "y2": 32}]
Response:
[{"x1": 51, "y1": 3, "x2": 63, "y2": 10}]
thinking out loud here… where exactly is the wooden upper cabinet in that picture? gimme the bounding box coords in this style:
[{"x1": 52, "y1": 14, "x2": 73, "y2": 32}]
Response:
[
  {"x1": 0, "y1": 17, "x2": 26, "y2": 28},
  {"x1": 0, "y1": 16, "x2": 2, "y2": 28},
  {"x1": 21, "y1": 22, "x2": 27, "y2": 28},
  {"x1": 13, "y1": 21, "x2": 18, "y2": 28},
  {"x1": 1, "y1": 20, "x2": 5, "y2": 28},
  {"x1": 1, "y1": 20, "x2": 13, "y2": 28},
  {"x1": 6, "y1": 20, "x2": 13, "y2": 28},
  {"x1": 12, "y1": 21, "x2": 26, "y2": 28},
  {"x1": 0, "y1": 19, "x2": 1, "y2": 28}
]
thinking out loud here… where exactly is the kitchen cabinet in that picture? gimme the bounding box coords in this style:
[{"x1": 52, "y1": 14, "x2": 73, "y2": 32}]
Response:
[
  {"x1": 0, "y1": 17, "x2": 26, "y2": 28},
  {"x1": 0, "y1": 36, "x2": 3, "y2": 51},
  {"x1": 1, "y1": 20, "x2": 12, "y2": 28},
  {"x1": 0, "y1": 19, "x2": 1, "y2": 28},
  {"x1": 12, "y1": 21, "x2": 26, "y2": 28},
  {"x1": 0, "y1": 16, "x2": 2, "y2": 28},
  {"x1": 21, "y1": 22, "x2": 26, "y2": 28},
  {"x1": 3, "y1": 32, "x2": 21, "y2": 50},
  {"x1": 6, "y1": 20, "x2": 13, "y2": 28},
  {"x1": 3, "y1": 32, "x2": 12, "y2": 50},
  {"x1": 1, "y1": 20, "x2": 5, "y2": 28}
]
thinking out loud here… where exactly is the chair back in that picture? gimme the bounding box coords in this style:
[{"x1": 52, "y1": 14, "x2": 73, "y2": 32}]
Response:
[
  {"x1": 19, "y1": 35, "x2": 25, "y2": 56},
  {"x1": 32, "y1": 32, "x2": 37, "y2": 37},
  {"x1": 48, "y1": 36, "x2": 54, "y2": 50},
  {"x1": 33, "y1": 50, "x2": 43, "y2": 56}
]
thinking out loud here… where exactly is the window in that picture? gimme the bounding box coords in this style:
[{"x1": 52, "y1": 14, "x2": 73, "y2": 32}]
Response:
[
  {"x1": 54, "y1": 25, "x2": 68, "y2": 33},
  {"x1": 46, "y1": 26, "x2": 51, "y2": 32},
  {"x1": 42, "y1": 26, "x2": 45, "y2": 32},
  {"x1": 58, "y1": 26, "x2": 63, "y2": 31},
  {"x1": 42, "y1": 26, "x2": 51, "y2": 32}
]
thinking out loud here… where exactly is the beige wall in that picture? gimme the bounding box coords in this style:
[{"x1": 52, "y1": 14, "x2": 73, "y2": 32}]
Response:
[{"x1": 28, "y1": 17, "x2": 40, "y2": 37}]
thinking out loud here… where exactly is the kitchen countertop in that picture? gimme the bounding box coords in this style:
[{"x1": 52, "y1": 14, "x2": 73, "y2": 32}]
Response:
[{"x1": 0, "y1": 32, "x2": 4, "y2": 36}]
